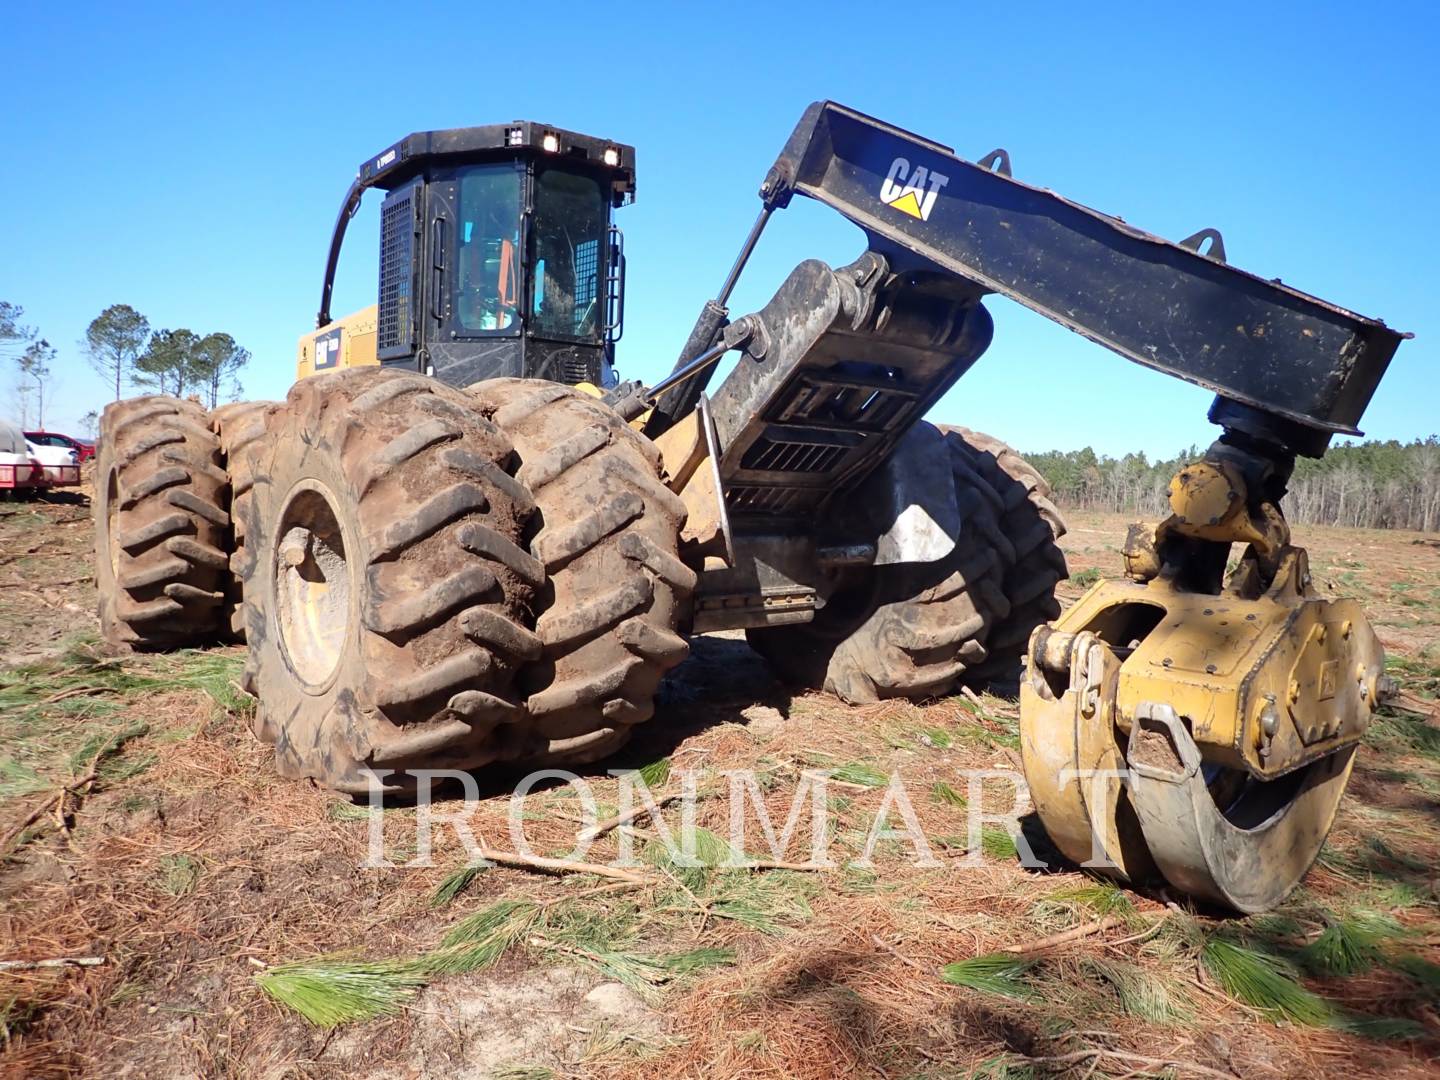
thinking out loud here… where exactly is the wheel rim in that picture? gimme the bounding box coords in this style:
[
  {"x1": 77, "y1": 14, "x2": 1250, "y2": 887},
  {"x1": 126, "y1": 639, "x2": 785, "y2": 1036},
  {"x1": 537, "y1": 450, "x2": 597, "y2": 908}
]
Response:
[
  {"x1": 105, "y1": 468, "x2": 122, "y2": 580},
  {"x1": 273, "y1": 481, "x2": 351, "y2": 692}
]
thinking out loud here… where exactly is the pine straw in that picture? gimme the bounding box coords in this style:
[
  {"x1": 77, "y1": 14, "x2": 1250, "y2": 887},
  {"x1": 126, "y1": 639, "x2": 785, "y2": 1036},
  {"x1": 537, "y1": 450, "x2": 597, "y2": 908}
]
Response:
[
  {"x1": 0, "y1": 669, "x2": 454, "y2": 1071},
  {"x1": 5, "y1": 591, "x2": 1440, "y2": 1075}
]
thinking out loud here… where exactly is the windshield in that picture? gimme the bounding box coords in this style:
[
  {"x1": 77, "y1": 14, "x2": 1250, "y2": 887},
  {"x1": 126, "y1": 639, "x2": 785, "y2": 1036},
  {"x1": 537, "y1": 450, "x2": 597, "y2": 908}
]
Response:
[
  {"x1": 531, "y1": 169, "x2": 605, "y2": 342},
  {"x1": 455, "y1": 164, "x2": 523, "y2": 333}
]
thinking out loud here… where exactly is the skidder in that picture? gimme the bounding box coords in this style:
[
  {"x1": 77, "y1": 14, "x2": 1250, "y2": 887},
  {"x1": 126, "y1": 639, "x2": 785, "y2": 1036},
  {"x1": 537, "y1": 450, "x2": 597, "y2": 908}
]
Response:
[{"x1": 91, "y1": 100, "x2": 1407, "y2": 912}]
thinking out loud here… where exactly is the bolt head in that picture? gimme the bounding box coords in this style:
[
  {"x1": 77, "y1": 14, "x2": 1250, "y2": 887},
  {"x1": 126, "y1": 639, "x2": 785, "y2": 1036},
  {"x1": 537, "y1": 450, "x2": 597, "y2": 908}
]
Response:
[{"x1": 1260, "y1": 705, "x2": 1279, "y2": 737}]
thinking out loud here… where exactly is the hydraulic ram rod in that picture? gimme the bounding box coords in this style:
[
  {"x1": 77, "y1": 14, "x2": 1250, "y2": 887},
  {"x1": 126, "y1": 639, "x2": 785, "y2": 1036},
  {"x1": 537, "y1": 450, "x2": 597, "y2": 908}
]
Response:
[{"x1": 757, "y1": 102, "x2": 1407, "y2": 445}]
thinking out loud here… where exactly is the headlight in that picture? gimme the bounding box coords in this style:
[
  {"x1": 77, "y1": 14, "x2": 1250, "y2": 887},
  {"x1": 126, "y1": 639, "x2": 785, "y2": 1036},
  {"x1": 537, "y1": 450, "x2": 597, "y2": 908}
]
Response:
[
  {"x1": 541, "y1": 132, "x2": 560, "y2": 153},
  {"x1": 603, "y1": 146, "x2": 620, "y2": 167}
]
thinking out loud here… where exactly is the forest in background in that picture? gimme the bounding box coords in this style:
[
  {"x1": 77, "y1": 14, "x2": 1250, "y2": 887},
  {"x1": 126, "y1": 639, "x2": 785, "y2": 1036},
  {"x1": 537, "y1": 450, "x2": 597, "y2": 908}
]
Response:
[{"x1": 1027, "y1": 438, "x2": 1440, "y2": 533}]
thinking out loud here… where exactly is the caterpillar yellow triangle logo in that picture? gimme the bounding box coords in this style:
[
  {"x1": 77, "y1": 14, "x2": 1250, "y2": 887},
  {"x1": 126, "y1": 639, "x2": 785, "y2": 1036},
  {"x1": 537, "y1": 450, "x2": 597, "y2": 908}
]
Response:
[{"x1": 887, "y1": 190, "x2": 924, "y2": 219}]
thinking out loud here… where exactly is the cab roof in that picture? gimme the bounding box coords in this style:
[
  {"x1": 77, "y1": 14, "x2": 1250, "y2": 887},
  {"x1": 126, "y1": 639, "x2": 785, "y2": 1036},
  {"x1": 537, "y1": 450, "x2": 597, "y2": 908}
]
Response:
[{"x1": 360, "y1": 122, "x2": 636, "y2": 205}]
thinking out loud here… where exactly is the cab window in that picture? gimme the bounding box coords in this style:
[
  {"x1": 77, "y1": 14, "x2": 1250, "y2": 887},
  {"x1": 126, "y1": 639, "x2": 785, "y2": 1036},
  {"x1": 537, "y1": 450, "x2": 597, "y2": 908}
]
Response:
[
  {"x1": 455, "y1": 165, "x2": 523, "y2": 333},
  {"x1": 531, "y1": 170, "x2": 605, "y2": 342}
]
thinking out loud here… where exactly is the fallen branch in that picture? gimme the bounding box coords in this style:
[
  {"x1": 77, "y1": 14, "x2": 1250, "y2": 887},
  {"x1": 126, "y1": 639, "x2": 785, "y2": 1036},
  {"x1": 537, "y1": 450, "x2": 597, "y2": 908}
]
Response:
[
  {"x1": 1, "y1": 771, "x2": 98, "y2": 850},
  {"x1": 796, "y1": 767, "x2": 875, "y2": 792},
  {"x1": 1003, "y1": 915, "x2": 1125, "y2": 954},
  {"x1": 578, "y1": 793, "x2": 679, "y2": 842},
  {"x1": 39, "y1": 576, "x2": 92, "y2": 589},
  {"x1": 1027, "y1": 1045, "x2": 1236, "y2": 1080},
  {"x1": 0, "y1": 956, "x2": 104, "y2": 971},
  {"x1": 738, "y1": 859, "x2": 829, "y2": 872},
  {"x1": 1392, "y1": 691, "x2": 1438, "y2": 721},
  {"x1": 872, "y1": 935, "x2": 929, "y2": 973},
  {"x1": 38, "y1": 685, "x2": 112, "y2": 707},
  {"x1": 475, "y1": 846, "x2": 651, "y2": 884},
  {"x1": 1100, "y1": 917, "x2": 1166, "y2": 950},
  {"x1": 54, "y1": 788, "x2": 70, "y2": 836}
]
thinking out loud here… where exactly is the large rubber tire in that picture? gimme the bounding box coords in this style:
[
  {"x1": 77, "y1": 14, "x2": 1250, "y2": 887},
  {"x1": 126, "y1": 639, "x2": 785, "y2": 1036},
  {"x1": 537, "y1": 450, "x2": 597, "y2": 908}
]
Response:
[
  {"x1": 467, "y1": 379, "x2": 694, "y2": 765},
  {"x1": 747, "y1": 423, "x2": 1066, "y2": 703},
  {"x1": 240, "y1": 369, "x2": 541, "y2": 793},
  {"x1": 211, "y1": 400, "x2": 277, "y2": 642},
  {"x1": 94, "y1": 396, "x2": 229, "y2": 649},
  {"x1": 939, "y1": 426, "x2": 1067, "y2": 683}
]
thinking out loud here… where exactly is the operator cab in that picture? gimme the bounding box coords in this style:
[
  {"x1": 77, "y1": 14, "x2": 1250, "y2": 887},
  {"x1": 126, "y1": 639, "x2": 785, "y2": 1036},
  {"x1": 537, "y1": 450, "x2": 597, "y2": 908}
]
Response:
[{"x1": 302, "y1": 122, "x2": 635, "y2": 389}]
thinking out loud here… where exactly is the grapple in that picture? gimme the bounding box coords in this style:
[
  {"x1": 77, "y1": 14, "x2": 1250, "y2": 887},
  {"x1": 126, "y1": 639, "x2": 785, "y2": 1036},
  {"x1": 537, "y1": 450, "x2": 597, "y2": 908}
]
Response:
[{"x1": 1021, "y1": 455, "x2": 1394, "y2": 911}]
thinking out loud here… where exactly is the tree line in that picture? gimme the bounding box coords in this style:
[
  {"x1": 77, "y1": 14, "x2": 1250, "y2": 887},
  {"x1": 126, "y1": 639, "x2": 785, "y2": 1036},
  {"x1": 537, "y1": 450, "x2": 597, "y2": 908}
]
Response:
[
  {"x1": 82, "y1": 304, "x2": 250, "y2": 408},
  {"x1": 2, "y1": 300, "x2": 250, "y2": 432},
  {"x1": 1027, "y1": 439, "x2": 1440, "y2": 534},
  {"x1": 1, "y1": 301, "x2": 59, "y2": 432}
]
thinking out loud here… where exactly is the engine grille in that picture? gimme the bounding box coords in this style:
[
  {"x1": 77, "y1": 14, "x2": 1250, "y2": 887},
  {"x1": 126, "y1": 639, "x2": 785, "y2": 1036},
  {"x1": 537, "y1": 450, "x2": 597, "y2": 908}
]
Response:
[
  {"x1": 559, "y1": 352, "x2": 600, "y2": 385},
  {"x1": 377, "y1": 190, "x2": 416, "y2": 354}
]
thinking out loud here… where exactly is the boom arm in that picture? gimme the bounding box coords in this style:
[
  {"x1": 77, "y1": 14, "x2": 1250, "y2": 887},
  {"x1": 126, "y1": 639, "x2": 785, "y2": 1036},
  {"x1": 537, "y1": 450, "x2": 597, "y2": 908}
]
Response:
[
  {"x1": 647, "y1": 103, "x2": 1409, "y2": 913},
  {"x1": 659, "y1": 101, "x2": 1406, "y2": 455}
]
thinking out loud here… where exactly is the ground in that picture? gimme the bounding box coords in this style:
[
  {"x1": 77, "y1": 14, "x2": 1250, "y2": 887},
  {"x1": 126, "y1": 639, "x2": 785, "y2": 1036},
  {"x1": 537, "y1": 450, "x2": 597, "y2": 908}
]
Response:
[{"x1": 2, "y1": 484, "x2": 1438, "y2": 1079}]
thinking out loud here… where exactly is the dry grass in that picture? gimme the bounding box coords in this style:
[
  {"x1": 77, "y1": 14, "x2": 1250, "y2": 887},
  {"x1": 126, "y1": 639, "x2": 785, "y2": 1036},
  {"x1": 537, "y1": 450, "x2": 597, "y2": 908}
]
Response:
[{"x1": 1, "y1": 507, "x2": 1438, "y2": 1077}]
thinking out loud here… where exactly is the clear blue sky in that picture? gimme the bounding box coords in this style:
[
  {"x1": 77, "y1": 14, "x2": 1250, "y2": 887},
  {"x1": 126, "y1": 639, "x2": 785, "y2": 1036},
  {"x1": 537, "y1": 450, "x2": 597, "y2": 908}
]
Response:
[{"x1": 2, "y1": 1, "x2": 1435, "y2": 458}]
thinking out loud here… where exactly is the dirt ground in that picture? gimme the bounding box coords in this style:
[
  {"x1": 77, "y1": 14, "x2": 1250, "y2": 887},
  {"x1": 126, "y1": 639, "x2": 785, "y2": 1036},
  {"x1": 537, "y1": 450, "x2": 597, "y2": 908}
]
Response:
[{"x1": 2, "y1": 486, "x2": 1438, "y2": 1079}]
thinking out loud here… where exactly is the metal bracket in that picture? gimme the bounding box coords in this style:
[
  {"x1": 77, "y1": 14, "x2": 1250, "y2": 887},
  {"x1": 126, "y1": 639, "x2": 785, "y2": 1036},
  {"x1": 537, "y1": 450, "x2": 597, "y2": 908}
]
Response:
[
  {"x1": 1178, "y1": 228, "x2": 1227, "y2": 263},
  {"x1": 977, "y1": 148, "x2": 1012, "y2": 177}
]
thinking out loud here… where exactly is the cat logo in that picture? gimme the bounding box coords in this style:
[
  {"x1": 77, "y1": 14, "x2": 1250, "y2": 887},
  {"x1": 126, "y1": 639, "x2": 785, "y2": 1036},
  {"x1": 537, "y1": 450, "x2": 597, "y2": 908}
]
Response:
[
  {"x1": 879, "y1": 157, "x2": 950, "y2": 221},
  {"x1": 313, "y1": 328, "x2": 343, "y2": 371}
]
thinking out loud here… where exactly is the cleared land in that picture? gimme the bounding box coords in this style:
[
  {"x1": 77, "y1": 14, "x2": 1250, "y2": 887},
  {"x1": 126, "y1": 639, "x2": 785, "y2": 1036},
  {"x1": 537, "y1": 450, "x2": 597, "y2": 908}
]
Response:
[{"x1": 2, "y1": 488, "x2": 1438, "y2": 1078}]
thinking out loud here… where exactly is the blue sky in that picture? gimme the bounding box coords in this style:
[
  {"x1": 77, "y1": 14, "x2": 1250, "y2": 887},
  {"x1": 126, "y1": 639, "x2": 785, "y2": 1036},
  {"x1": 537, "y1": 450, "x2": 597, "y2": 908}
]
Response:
[{"x1": 2, "y1": 1, "x2": 1435, "y2": 458}]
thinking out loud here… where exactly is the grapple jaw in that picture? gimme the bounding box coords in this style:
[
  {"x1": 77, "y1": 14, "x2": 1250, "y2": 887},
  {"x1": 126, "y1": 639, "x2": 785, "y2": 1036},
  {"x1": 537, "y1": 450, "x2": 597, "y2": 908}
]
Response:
[{"x1": 1020, "y1": 449, "x2": 1391, "y2": 912}]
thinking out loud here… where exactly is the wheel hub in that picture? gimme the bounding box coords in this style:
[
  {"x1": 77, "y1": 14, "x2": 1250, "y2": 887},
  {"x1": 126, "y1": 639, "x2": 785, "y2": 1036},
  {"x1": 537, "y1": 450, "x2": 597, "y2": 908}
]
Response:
[{"x1": 273, "y1": 482, "x2": 351, "y2": 691}]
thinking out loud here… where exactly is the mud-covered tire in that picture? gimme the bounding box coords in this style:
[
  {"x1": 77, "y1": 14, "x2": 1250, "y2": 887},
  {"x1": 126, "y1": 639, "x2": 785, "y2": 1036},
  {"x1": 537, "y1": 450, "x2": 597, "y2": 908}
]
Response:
[
  {"x1": 94, "y1": 396, "x2": 229, "y2": 649},
  {"x1": 747, "y1": 423, "x2": 1065, "y2": 703},
  {"x1": 211, "y1": 400, "x2": 277, "y2": 641},
  {"x1": 240, "y1": 369, "x2": 541, "y2": 793},
  {"x1": 467, "y1": 379, "x2": 694, "y2": 765},
  {"x1": 747, "y1": 514, "x2": 1011, "y2": 705},
  {"x1": 942, "y1": 426, "x2": 1067, "y2": 682}
]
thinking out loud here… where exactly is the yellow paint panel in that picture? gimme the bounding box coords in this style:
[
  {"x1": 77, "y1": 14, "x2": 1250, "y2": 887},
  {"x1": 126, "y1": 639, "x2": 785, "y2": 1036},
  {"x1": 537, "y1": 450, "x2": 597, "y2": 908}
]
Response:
[{"x1": 295, "y1": 305, "x2": 379, "y2": 382}]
